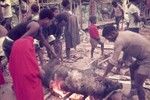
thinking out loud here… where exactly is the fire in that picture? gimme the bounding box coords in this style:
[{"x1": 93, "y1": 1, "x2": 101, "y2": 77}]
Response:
[
  {"x1": 50, "y1": 80, "x2": 92, "y2": 100},
  {"x1": 51, "y1": 80, "x2": 69, "y2": 98}
]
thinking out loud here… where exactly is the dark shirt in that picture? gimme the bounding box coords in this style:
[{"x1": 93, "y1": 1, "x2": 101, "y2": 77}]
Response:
[
  {"x1": 7, "y1": 21, "x2": 38, "y2": 41},
  {"x1": 42, "y1": 21, "x2": 62, "y2": 40}
]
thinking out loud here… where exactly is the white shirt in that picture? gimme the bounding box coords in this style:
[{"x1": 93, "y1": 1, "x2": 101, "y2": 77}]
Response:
[
  {"x1": 0, "y1": 0, "x2": 12, "y2": 18},
  {"x1": 32, "y1": 14, "x2": 39, "y2": 21},
  {"x1": 128, "y1": 4, "x2": 140, "y2": 28}
]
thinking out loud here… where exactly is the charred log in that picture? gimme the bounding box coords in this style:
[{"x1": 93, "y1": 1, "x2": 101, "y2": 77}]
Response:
[{"x1": 42, "y1": 59, "x2": 123, "y2": 98}]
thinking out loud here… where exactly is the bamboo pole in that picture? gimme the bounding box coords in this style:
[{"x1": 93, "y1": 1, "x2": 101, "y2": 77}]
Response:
[
  {"x1": 70, "y1": 0, "x2": 72, "y2": 12},
  {"x1": 18, "y1": 0, "x2": 22, "y2": 23},
  {"x1": 79, "y1": 0, "x2": 83, "y2": 29}
]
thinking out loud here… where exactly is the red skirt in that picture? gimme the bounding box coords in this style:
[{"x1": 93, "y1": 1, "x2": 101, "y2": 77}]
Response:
[{"x1": 9, "y1": 36, "x2": 44, "y2": 100}]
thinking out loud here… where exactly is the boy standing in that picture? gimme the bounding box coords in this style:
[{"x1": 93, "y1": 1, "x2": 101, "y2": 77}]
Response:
[
  {"x1": 112, "y1": 1, "x2": 124, "y2": 30},
  {"x1": 88, "y1": 16, "x2": 104, "y2": 58}
]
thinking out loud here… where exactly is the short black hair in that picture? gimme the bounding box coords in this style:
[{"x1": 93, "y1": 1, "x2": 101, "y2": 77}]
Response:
[
  {"x1": 50, "y1": 7, "x2": 58, "y2": 13},
  {"x1": 102, "y1": 25, "x2": 117, "y2": 37},
  {"x1": 61, "y1": 0, "x2": 70, "y2": 8},
  {"x1": 0, "y1": 0, "x2": 5, "y2": 2},
  {"x1": 31, "y1": 4, "x2": 39, "y2": 13},
  {"x1": 112, "y1": 1, "x2": 118, "y2": 7},
  {"x1": 55, "y1": 13, "x2": 68, "y2": 23},
  {"x1": 89, "y1": 16, "x2": 97, "y2": 24},
  {"x1": 39, "y1": 8, "x2": 54, "y2": 20},
  {"x1": 129, "y1": 0, "x2": 139, "y2": 4}
]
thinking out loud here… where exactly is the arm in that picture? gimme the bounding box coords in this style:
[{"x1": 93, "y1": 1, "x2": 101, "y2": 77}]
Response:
[
  {"x1": 111, "y1": 9, "x2": 115, "y2": 18},
  {"x1": 39, "y1": 30, "x2": 57, "y2": 58},
  {"x1": 0, "y1": 25, "x2": 8, "y2": 37},
  {"x1": 133, "y1": 12, "x2": 141, "y2": 23},
  {"x1": 103, "y1": 62, "x2": 114, "y2": 77},
  {"x1": 122, "y1": 53, "x2": 133, "y2": 66},
  {"x1": 21, "y1": 21, "x2": 40, "y2": 38},
  {"x1": 103, "y1": 42, "x2": 123, "y2": 77}
]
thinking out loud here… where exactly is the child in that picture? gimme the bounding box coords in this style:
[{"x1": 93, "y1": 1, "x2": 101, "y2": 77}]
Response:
[
  {"x1": 31, "y1": 3, "x2": 39, "y2": 21},
  {"x1": 111, "y1": 1, "x2": 124, "y2": 30},
  {"x1": 88, "y1": 16, "x2": 104, "y2": 58}
]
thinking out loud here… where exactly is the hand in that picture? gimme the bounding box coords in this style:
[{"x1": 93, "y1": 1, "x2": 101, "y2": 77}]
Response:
[{"x1": 39, "y1": 68, "x2": 45, "y2": 78}]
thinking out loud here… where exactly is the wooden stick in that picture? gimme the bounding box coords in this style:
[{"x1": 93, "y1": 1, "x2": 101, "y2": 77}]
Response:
[{"x1": 97, "y1": 56, "x2": 111, "y2": 65}]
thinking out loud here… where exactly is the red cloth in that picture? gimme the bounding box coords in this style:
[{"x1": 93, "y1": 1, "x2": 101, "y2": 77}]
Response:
[
  {"x1": 0, "y1": 65, "x2": 5, "y2": 85},
  {"x1": 9, "y1": 36, "x2": 44, "y2": 100},
  {"x1": 88, "y1": 24, "x2": 100, "y2": 39}
]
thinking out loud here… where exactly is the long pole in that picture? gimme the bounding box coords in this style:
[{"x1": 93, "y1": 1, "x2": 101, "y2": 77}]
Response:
[
  {"x1": 70, "y1": 0, "x2": 72, "y2": 12},
  {"x1": 79, "y1": 0, "x2": 83, "y2": 29}
]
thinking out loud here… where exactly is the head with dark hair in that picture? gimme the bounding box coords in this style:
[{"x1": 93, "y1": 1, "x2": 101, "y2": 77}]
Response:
[
  {"x1": 89, "y1": 16, "x2": 97, "y2": 24},
  {"x1": 50, "y1": 7, "x2": 57, "y2": 13},
  {"x1": 129, "y1": 0, "x2": 139, "y2": 4},
  {"x1": 39, "y1": 8, "x2": 53, "y2": 20},
  {"x1": 31, "y1": 4, "x2": 39, "y2": 14},
  {"x1": 39, "y1": 8, "x2": 54, "y2": 27},
  {"x1": 50, "y1": 7, "x2": 59, "y2": 17},
  {"x1": 102, "y1": 25, "x2": 118, "y2": 42},
  {"x1": 0, "y1": 0, "x2": 5, "y2": 2},
  {"x1": 61, "y1": 0, "x2": 70, "y2": 9},
  {"x1": 55, "y1": 13, "x2": 68, "y2": 26},
  {"x1": 112, "y1": 1, "x2": 118, "y2": 7}
]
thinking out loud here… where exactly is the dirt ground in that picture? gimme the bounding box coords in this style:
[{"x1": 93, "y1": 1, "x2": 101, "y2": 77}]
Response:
[{"x1": 0, "y1": 26, "x2": 150, "y2": 100}]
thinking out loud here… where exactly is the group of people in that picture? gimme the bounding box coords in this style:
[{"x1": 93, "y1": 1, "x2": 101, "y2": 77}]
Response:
[
  {"x1": 0, "y1": 0, "x2": 150, "y2": 100},
  {"x1": 112, "y1": 0, "x2": 141, "y2": 33},
  {"x1": 0, "y1": 0, "x2": 80, "y2": 99},
  {"x1": 86, "y1": 0, "x2": 150, "y2": 100}
]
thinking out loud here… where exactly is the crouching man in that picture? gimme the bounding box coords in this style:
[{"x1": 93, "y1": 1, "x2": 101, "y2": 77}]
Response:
[{"x1": 102, "y1": 25, "x2": 150, "y2": 100}]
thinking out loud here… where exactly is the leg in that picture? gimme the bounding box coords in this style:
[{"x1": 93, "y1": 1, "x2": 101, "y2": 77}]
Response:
[
  {"x1": 129, "y1": 61, "x2": 139, "y2": 89},
  {"x1": 126, "y1": 22, "x2": 129, "y2": 30},
  {"x1": 91, "y1": 47, "x2": 95, "y2": 58},
  {"x1": 46, "y1": 44, "x2": 56, "y2": 60},
  {"x1": 97, "y1": 40, "x2": 104, "y2": 55},
  {"x1": 134, "y1": 73, "x2": 147, "y2": 100},
  {"x1": 37, "y1": 48, "x2": 44, "y2": 65},
  {"x1": 66, "y1": 48, "x2": 70, "y2": 59},
  {"x1": 4, "y1": 18, "x2": 12, "y2": 31},
  {"x1": 115, "y1": 17, "x2": 121, "y2": 30},
  {"x1": 2, "y1": 39, "x2": 13, "y2": 60},
  {"x1": 58, "y1": 42, "x2": 63, "y2": 61},
  {"x1": 54, "y1": 40, "x2": 63, "y2": 61},
  {"x1": 90, "y1": 38, "x2": 97, "y2": 58}
]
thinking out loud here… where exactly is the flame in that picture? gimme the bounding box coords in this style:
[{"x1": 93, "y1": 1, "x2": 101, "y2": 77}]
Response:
[
  {"x1": 51, "y1": 80, "x2": 69, "y2": 98},
  {"x1": 51, "y1": 80, "x2": 92, "y2": 100}
]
